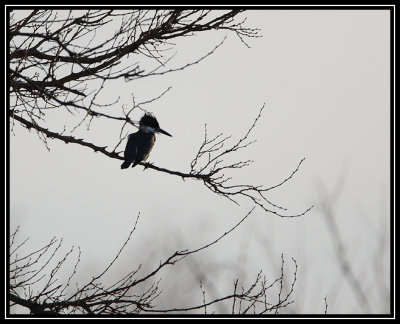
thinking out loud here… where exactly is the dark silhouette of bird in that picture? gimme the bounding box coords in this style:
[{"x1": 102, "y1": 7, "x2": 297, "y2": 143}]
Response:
[{"x1": 121, "y1": 113, "x2": 172, "y2": 169}]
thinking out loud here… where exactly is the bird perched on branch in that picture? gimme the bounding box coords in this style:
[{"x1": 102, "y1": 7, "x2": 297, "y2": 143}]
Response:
[{"x1": 121, "y1": 113, "x2": 172, "y2": 169}]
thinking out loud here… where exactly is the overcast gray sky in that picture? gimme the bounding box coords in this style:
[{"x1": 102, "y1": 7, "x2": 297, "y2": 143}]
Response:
[{"x1": 9, "y1": 8, "x2": 391, "y2": 315}]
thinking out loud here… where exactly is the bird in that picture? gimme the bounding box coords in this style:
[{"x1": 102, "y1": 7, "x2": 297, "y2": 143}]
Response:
[{"x1": 121, "y1": 113, "x2": 172, "y2": 169}]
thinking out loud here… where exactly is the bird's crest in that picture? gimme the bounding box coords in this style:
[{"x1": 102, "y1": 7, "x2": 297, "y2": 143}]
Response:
[{"x1": 140, "y1": 113, "x2": 159, "y2": 129}]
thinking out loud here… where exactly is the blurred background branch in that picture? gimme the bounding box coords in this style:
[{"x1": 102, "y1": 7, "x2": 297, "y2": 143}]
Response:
[{"x1": 9, "y1": 209, "x2": 299, "y2": 315}]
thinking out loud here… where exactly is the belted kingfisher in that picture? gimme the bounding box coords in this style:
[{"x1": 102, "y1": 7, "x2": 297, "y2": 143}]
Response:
[{"x1": 121, "y1": 113, "x2": 172, "y2": 169}]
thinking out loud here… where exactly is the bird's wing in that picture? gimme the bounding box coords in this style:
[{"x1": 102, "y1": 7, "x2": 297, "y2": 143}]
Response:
[{"x1": 123, "y1": 132, "x2": 141, "y2": 166}]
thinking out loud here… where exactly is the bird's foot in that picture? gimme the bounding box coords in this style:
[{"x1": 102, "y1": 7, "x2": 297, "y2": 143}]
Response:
[{"x1": 143, "y1": 162, "x2": 153, "y2": 171}]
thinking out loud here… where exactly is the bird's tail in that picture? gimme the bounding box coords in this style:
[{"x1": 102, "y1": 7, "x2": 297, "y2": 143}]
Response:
[{"x1": 121, "y1": 161, "x2": 131, "y2": 169}]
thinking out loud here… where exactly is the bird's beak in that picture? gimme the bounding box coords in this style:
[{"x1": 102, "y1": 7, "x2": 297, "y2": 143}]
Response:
[{"x1": 157, "y1": 128, "x2": 172, "y2": 137}]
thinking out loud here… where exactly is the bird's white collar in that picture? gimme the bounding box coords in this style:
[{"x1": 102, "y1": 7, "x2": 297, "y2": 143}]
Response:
[{"x1": 140, "y1": 125, "x2": 156, "y2": 133}]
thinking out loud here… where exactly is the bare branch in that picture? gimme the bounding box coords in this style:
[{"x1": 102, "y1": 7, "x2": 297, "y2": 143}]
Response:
[{"x1": 10, "y1": 208, "x2": 274, "y2": 315}]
